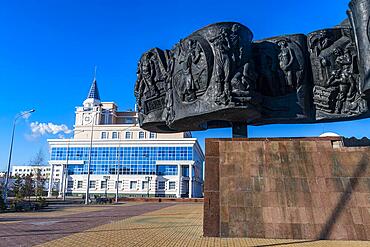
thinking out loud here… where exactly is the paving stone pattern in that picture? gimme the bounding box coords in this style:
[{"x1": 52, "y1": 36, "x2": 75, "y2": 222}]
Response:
[
  {"x1": 0, "y1": 203, "x2": 170, "y2": 247},
  {"x1": 39, "y1": 203, "x2": 370, "y2": 247}
]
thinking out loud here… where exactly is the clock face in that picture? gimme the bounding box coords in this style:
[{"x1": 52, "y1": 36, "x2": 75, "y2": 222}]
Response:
[{"x1": 84, "y1": 115, "x2": 92, "y2": 123}]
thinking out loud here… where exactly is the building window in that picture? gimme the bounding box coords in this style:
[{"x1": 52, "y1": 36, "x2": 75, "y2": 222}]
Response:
[
  {"x1": 103, "y1": 110, "x2": 112, "y2": 124},
  {"x1": 89, "y1": 180, "x2": 96, "y2": 188},
  {"x1": 125, "y1": 132, "x2": 132, "y2": 139},
  {"x1": 101, "y1": 180, "x2": 107, "y2": 189},
  {"x1": 112, "y1": 132, "x2": 119, "y2": 139},
  {"x1": 158, "y1": 181, "x2": 165, "y2": 190},
  {"x1": 67, "y1": 180, "x2": 74, "y2": 188},
  {"x1": 156, "y1": 165, "x2": 178, "y2": 176},
  {"x1": 130, "y1": 181, "x2": 137, "y2": 190},
  {"x1": 181, "y1": 166, "x2": 189, "y2": 177},
  {"x1": 139, "y1": 131, "x2": 145, "y2": 139},
  {"x1": 149, "y1": 132, "x2": 156, "y2": 139},
  {"x1": 123, "y1": 117, "x2": 134, "y2": 124},
  {"x1": 101, "y1": 132, "x2": 108, "y2": 139},
  {"x1": 169, "y1": 181, "x2": 176, "y2": 190},
  {"x1": 77, "y1": 181, "x2": 83, "y2": 188},
  {"x1": 142, "y1": 181, "x2": 149, "y2": 190}
]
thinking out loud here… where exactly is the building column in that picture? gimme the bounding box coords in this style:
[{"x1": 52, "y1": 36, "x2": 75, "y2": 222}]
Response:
[
  {"x1": 62, "y1": 165, "x2": 68, "y2": 199},
  {"x1": 48, "y1": 164, "x2": 55, "y2": 198},
  {"x1": 189, "y1": 164, "x2": 193, "y2": 198},
  {"x1": 177, "y1": 164, "x2": 181, "y2": 198},
  {"x1": 59, "y1": 165, "x2": 65, "y2": 198}
]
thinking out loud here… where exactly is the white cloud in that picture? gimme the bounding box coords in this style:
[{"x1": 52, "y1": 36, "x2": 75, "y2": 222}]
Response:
[{"x1": 29, "y1": 122, "x2": 72, "y2": 138}]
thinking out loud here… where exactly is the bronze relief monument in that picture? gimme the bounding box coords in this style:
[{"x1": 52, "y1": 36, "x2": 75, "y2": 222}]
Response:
[
  {"x1": 135, "y1": 0, "x2": 370, "y2": 138},
  {"x1": 134, "y1": 0, "x2": 370, "y2": 240}
]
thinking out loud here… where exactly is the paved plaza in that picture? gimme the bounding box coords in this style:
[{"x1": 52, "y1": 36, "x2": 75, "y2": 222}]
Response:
[{"x1": 0, "y1": 202, "x2": 369, "y2": 246}]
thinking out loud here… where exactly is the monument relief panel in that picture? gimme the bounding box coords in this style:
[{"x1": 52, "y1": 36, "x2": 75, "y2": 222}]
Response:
[{"x1": 134, "y1": 0, "x2": 370, "y2": 134}]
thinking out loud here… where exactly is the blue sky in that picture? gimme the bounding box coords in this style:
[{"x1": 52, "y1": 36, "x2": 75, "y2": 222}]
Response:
[{"x1": 0, "y1": 0, "x2": 369, "y2": 170}]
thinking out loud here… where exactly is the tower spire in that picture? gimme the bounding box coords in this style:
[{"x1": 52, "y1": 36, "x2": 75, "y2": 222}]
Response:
[
  {"x1": 87, "y1": 66, "x2": 100, "y2": 101},
  {"x1": 93, "y1": 65, "x2": 97, "y2": 81}
]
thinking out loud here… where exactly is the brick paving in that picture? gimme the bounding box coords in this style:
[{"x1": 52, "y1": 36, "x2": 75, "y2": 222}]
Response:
[
  {"x1": 0, "y1": 205, "x2": 112, "y2": 219},
  {"x1": 0, "y1": 202, "x2": 171, "y2": 247},
  {"x1": 38, "y1": 203, "x2": 370, "y2": 247},
  {"x1": 1, "y1": 203, "x2": 370, "y2": 246}
]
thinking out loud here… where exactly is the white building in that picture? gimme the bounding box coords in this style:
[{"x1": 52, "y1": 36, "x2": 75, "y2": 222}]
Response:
[
  {"x1": 47, "y1": 78, "x2": 204, "y2": 198},
  {"x1": 11, "y1": 165, "x2": 61, "y2": 180}
]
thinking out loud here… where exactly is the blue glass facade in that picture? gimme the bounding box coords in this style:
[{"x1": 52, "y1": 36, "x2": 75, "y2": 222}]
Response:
[
  {"x1": 156, "y1": 165, "x2": 178, "y2": 175},
  {"x1": 50, "y1": 146, "x2": 194, "y2": 176}
]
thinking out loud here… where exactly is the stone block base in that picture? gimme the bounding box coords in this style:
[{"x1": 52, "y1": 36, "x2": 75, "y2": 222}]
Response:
[{"x1": 203, "y1": 137, "x2": 370, "y2": 240}]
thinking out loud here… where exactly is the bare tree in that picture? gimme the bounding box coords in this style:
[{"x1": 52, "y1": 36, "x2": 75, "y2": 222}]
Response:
[{"x1": 29, "y1": 148, "x2": 46, "y2": 166}]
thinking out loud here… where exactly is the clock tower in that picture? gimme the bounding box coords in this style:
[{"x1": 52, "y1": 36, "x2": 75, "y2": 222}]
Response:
[{"x1": 75, "y1": 77, "x2": 102, "y2": 127}]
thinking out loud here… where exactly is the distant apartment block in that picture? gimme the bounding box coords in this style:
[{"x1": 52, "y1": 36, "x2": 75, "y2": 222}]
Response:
[{"x1": 12, "y1": 165, "x2": 61, "y2": 180}]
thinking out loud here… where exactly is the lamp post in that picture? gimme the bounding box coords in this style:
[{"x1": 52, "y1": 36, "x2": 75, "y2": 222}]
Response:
[
  {"x1": 115, "y1": 142, "x2": 121, "y2": 203},
  {"x1": 59, "y1": 140, "x2": 70, "y2": 201},
  {"x1": 61, "y1": 130, "x2": 85, "y2": 201},
  {"x1": 115, "y1": 127, "x2": 134, "y2": 203},
  {"x1": 103, "y1": 176, "x2": 109, "y2": 199},
  {"x1": 85, "y1": 111, "x2": 97, "y2": 205},
  {"x1": 3, "y1": 109, "x2": 35, "y2": 205},
  {"x1": 145, "y1": 176, "x2": 152, "y2": 198}
]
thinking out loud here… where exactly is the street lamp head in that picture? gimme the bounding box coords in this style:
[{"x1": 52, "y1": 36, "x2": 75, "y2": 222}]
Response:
[{"x1": 14, "y1": 109, "x2": 36, "y2": 121}]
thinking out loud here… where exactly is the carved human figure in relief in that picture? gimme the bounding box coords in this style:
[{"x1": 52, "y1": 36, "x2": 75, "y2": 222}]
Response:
[
  {"x1": 164, "y1": 51, "x2": 175, "y2": 124},
  {"x1": 310, "y1": 30, "x2": 332, "y2": 56},
  {"x1": 135, "y1": 53, "x2": 160, "y2": 101},
  {"x1": 242, "y1": 62, "x2": 258, "y2": 93},
  {"x1": 327, "y1": 47, "x2": 356, "y2": 114},
  {"x1": 134, "y1": 61, "x2": 147, "y2": 111},
  {"x1": 210, "y1": 28, "x2": 232, "y2": 104},
  {"x1": 229, "y1": 24, "x2": 243, "y2": 68},
  {"x1": 179, "y1": 39, "x2": 202, "y2": 102},
  {"x1": 278, "y1": 40, "x2": 295, "y2": 89},
  {"x1": 309, "y1": 30, "x2": 333, "y2": 81},
  {"x1": 230, "y1": 61, "x2": 258, "y2": 103}
]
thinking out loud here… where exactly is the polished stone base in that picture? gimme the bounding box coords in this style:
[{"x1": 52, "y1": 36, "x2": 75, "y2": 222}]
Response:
[{"x1": 203, "y1": 137, "x2": 370, "y2": 240}]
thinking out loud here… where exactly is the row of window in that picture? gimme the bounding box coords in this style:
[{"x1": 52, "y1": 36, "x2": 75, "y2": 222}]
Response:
[
  {"x1": 130, "y1": 181, "x2": 176, "y2": 190},
  {"x1": 101, "y1": 131, "x2": 157, "y2": 140},
  {"x1": 13, "y1": 172, "x2": 59, "y2": 177},
  {"x1": 51, "y1": 146, "x2": 193, "y2": 175},
  {"x1": 51, "y1": 146, "x2": 193, "y2": 161},
  {"x1": 66, "y1": 165, "x2": 182, "y2": 176},
  {"x1": 69, "y1": 180, "x2": 176, "y2": 190},
  {"x1": 14, "y1": 168, "x2": 51, "y2": 172},
  {"x1": 50, "y1": 146, "x2": 200, "y2": 176}
]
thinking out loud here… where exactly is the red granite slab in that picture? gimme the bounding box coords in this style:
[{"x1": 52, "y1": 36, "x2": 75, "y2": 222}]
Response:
[{"x1": 203, "y1": 137, "x2": 370, "y2": 240}]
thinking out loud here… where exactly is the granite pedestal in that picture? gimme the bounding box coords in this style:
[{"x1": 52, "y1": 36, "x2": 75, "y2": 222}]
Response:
[{"x1": 203, "y1": 137, "x2": 370, "y2": 240}]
